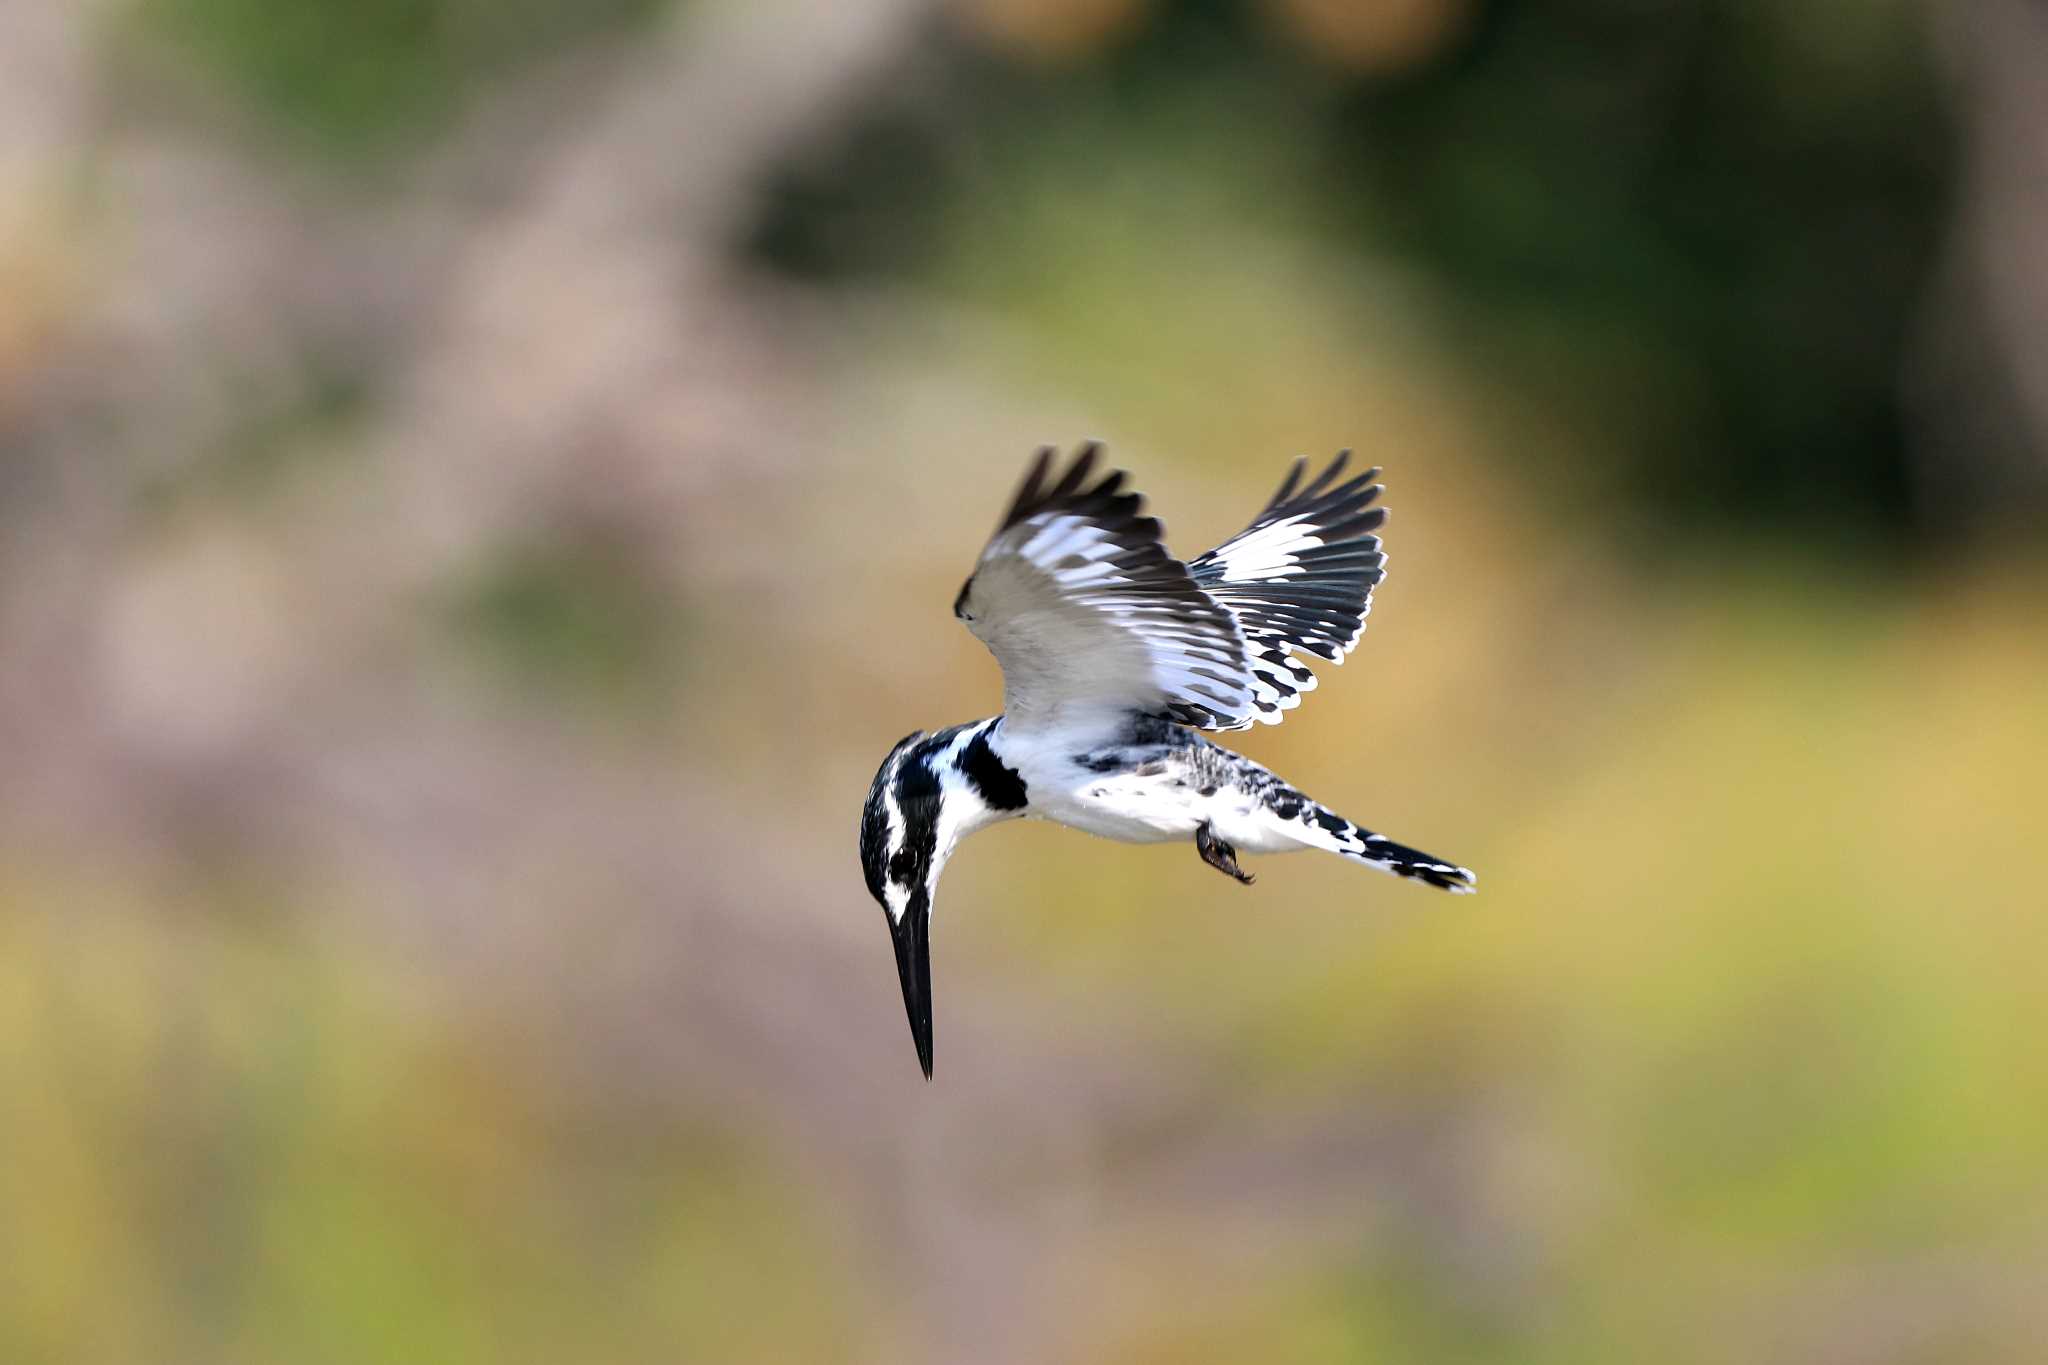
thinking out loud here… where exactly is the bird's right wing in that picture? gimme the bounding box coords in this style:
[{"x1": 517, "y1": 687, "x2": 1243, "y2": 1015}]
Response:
[
  {"x1": 956, "y1": 444, "x2": 1259, "y2": 735},
  {"x1": 1187, "y1": 452, "x2": 1388, "y2": 727}
]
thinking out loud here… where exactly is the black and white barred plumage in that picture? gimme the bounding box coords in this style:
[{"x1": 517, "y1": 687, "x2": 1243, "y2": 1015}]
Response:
[
  {"x1": 1188, "y1": 454, "x2": 1388, "y2": 724},
  {"x1": 862, "y1": 444, "x2": 1475, "y2": 1078}
]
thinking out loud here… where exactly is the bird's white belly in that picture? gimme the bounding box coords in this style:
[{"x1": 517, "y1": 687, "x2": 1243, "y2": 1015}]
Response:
[
  {"x1": 1033, "y1": 772, "x2": 1294, "y2": 851},
  {"x1": 1035, "y1": 775, "x2": 1197, "y2": 843}
]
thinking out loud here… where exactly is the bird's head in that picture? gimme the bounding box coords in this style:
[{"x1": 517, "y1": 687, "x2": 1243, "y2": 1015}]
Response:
[{"x1": 859, "y1": 731, "x2": 954, "y2": 1079}]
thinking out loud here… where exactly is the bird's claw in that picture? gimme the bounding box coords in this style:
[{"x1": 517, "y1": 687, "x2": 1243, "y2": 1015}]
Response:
[{"x1": 1195, "y1": 820, "x2": 1255, "y2": 885}]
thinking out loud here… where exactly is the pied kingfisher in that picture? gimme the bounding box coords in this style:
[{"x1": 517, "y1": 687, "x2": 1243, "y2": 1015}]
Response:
[{"x1": 860, "y1": 445, "x2": 1475, "y2": 1077}]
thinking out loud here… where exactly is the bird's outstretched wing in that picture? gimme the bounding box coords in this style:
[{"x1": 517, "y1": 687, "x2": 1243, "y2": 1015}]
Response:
[
  {"x1": 957, "y1": 444, "x2": 1258, "y2": 734},
  {"x1": 1187, "y1": 452, "x2": 1388, "y2": 727}
]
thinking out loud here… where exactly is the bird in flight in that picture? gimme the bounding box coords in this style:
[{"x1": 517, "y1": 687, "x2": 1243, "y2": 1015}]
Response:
[{"x1": 860, "y1": 444, "x2": 1475, "y2": 1077}]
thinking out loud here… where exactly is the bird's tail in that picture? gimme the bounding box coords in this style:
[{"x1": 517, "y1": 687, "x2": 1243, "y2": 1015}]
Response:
[{"x1": 1304, "y1": 803, "x2": 1476, "y2": 893}]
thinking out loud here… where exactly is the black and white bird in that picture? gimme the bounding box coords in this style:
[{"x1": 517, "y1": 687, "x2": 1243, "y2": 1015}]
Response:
[{"x1": 860, "y1": 444, "x2": 1475, "y2": 1077}]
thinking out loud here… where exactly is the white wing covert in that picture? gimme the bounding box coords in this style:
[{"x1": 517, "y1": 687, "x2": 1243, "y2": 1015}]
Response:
[
  {"x1": 957, "y1": 444, "x2": 1258, "y2": 734},
  {"x1": 1187, "y1": 452, "x2": 1388, "y2": 726}
]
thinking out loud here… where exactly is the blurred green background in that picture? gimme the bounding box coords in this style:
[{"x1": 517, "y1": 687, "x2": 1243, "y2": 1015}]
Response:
[{"x1": 3, "y1": 0, "x2": 2046, "y2": 1361}]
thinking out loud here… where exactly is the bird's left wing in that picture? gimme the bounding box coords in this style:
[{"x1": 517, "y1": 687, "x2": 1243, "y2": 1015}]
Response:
[
  {"x1": 1187, "y1": 452, "x2": 1388, "y2": 728},
  {"x1": 957, "y1": 444, "x2": 1258, "y2": 734}
]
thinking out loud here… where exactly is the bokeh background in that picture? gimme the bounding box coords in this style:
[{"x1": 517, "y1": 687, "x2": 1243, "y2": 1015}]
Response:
[{"x1": 4, "y1": 0, "x2": 2046, "y2": 1361}]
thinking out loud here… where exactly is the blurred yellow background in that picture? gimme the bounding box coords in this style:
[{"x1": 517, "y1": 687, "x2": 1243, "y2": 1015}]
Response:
[{"x1": 4, "y1": 0, "x2": 2046, "y2": 1361}]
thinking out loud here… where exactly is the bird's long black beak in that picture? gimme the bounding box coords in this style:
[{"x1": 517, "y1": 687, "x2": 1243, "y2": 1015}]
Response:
[{"x1": 888, "y1": 901, "x2": 934, "y2": 1080}]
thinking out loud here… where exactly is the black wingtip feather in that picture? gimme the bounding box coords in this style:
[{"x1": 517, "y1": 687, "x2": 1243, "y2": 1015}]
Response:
[
  {"x1": 1301, "y1": 450, "x2": 1351, "y2": 500},
  {"x1": 1046, "y1": 443, "x2": 1099, "y2": 502},
  {"x1": 1003, "y1": 442, "x2": 1118, "y2": 518},
  {"x1": 1321, "y1": 505, "x2": 1387, "y2": 541},
  {"x1": 1002, "y1": 446, "x2": 1057, "y2": 530},
  {"x1": 1265, "y1": 456, "x2": 1310, "y2": 513},
  {"x1": 998, "y1": 442, "x2": 1156, "y2": 546}
]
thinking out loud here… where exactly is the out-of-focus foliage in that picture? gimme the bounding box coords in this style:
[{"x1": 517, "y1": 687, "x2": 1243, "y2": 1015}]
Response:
[
  {"x1": 3, "y1": 0, "x2": 2045, "y2": 1362},
  {"x1": 750, "y1": 0, "x2": 1953, "y2": 538},
  {"x1": 132, "y1": 0, "x2": 673, "y2": 155},
  {"x1": 442, "y1": 536, "x2": 695, "y2": 713},
  {"x1": 0, "y1": 898, "x2": 869, "y2": 1364}
]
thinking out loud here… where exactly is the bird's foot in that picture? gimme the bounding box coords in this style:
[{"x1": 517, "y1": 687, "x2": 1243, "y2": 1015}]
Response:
[{"x1": 1195, "y1": 821, "x2": 1255, "y2": 884}]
